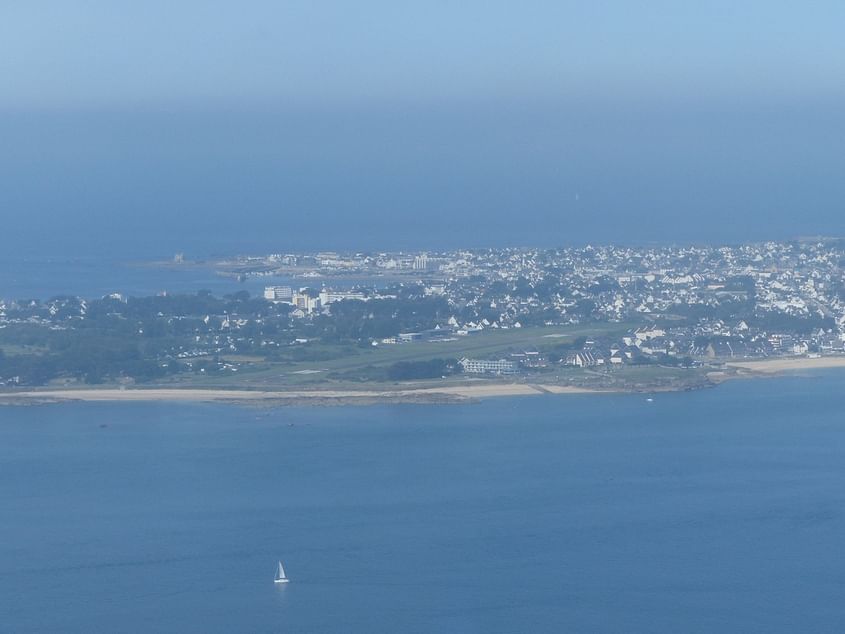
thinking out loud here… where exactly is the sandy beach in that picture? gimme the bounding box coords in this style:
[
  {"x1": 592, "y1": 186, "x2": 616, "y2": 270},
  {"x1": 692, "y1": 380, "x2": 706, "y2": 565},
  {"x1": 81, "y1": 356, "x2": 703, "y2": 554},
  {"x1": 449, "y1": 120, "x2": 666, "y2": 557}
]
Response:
[
  {"x1": 0, "y1": 382, "x2": 597, "y2": 405},
  {"x1": 725, "y1": 356, "x2": 845, "y2": 374},
  {"x1": 3, "y1": 356, "x2": 844, "y2": 406}
]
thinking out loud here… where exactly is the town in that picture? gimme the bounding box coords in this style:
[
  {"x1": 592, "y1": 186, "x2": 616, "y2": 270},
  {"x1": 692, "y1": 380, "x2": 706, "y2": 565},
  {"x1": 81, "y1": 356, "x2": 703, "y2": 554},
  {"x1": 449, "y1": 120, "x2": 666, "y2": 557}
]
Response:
[
  {"x1": 251, "y1": 238, "x2": 845, "y2": 366},
  {"x1": 2, "y1": 238, "x2": 845, "y2": 389}
]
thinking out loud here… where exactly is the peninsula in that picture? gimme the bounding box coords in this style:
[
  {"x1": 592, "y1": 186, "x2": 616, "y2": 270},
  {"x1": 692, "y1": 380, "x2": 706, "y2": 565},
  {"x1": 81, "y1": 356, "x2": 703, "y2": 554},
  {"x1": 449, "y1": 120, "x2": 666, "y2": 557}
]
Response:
[{"x1": 3, "y1": 239, "x2": 845, "y2": 403}]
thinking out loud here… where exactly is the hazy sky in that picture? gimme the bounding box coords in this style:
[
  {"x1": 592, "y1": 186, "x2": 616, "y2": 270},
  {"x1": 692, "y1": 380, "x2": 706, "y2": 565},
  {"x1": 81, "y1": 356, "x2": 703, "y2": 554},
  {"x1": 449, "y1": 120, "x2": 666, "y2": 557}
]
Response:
[
  {"x1": 2, "y1": 1, "x2": 844, "y2": 109},
  {"x1": 1, "y1": 2, "x2": 844, "y2": 256}
]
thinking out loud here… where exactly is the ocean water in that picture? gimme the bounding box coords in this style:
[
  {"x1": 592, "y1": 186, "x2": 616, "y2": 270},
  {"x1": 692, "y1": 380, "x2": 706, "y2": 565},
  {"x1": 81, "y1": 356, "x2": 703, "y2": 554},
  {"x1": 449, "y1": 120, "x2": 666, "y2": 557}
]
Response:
[
  {"x1": 0, "y1": 257, "x2": 402, "y2": 301},
  {"x1": 0, "y1": 257, "x2": 291, "y2": 301},
  {"x1": 3, "y1": 373, "x2": 845, "y2": 633},
  {"x1": 4, "y1": 106, "x2": 845, "y2": 260}
]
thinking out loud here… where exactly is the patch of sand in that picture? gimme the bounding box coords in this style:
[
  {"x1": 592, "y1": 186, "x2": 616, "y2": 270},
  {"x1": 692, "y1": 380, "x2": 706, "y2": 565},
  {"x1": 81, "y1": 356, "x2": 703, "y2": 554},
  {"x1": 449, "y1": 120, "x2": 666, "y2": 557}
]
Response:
[
  {"x1": 0, "y1": 383, "x2": 600, "y2": 405},
  {"x1": 726, "y1": 356, "x2": 845, "y2": 374}
]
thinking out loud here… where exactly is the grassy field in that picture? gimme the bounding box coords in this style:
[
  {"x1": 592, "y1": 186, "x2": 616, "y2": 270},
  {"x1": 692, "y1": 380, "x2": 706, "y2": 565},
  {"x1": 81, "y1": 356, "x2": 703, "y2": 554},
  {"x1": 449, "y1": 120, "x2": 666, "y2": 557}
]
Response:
[
  {"x1": 3, "y1": 319, "x2": 712, "y2": 394},
  {"x1": 0, "y1": 343, "x2": 48, "y2": 356},
  {"x1": 163, "y1": 322, "x2": 635, "y2": 389}
]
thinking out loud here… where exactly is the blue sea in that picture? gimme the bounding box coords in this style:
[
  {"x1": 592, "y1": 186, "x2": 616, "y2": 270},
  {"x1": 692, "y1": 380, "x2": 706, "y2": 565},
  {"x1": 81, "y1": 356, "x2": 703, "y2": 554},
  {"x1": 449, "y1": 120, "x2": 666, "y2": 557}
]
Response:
[
  {"x1": 3, "y1": 373, "x2": 845, "y2": 632},
  {"x1": 0, "y1": 257, "x2": 377, "y2": 302},
  {"x1": 4, "y1": 106, "x2": 845, "y2": 260},
  {"x1": 0, "y1": 257, "x2": 256, "y2": 301}
]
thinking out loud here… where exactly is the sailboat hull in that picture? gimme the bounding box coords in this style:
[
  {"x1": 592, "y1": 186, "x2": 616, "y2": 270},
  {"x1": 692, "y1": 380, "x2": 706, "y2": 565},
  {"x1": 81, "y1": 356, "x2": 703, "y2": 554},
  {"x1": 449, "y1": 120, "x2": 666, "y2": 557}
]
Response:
[{"x1": 274, "y1": 578, "x2": 290, "y2": 584}]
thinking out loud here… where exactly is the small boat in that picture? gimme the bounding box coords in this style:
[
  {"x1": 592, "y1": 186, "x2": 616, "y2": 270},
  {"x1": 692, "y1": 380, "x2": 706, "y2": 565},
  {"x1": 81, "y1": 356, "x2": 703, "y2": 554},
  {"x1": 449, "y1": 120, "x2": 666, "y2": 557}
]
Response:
[
  {"x1": 274, "y1": 560, "x2": 290, "y2": 584},
  {"x1": 646, "y1": 397, "x2": 654, "y2": 402}
]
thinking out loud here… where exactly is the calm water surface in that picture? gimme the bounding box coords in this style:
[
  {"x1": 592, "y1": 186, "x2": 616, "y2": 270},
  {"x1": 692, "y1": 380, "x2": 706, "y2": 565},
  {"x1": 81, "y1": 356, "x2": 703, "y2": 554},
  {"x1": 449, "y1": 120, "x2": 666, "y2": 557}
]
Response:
[
  {"x1": 0, "y1": 257, "x2": 404, "y2": 301},
  {"x1": 2, "y1": 374, "x2": 845, "y2": 632},
  {"x1": 0, "y1": 257, "x2": 283, "y2": 301}
]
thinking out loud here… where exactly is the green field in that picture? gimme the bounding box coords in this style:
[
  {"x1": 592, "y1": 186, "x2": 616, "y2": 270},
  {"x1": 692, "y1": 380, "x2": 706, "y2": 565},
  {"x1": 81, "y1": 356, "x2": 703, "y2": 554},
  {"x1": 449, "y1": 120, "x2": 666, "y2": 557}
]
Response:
[
  {"x1": 162, "y1": 322, "x2": 634, "y2": 389},
  {"x1": 0, "y1": 343, "x2": 48, "y2": 356}
]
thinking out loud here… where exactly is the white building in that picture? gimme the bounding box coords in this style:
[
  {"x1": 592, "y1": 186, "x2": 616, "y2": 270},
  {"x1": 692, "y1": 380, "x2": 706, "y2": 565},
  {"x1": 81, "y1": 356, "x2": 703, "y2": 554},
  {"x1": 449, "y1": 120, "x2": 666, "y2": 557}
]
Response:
[
  {"x1": 318, "y1": 290, "x2": 367, "y2": 305},
  {"x1": 292, "y1": 294, "x2": 321, "y2": 314},
  {"x1": 459, "y1": 358, "x2": 517, "y2": 375},
  {"x1": 264, "y1": 286, "x2": 293, "y2": 302}
]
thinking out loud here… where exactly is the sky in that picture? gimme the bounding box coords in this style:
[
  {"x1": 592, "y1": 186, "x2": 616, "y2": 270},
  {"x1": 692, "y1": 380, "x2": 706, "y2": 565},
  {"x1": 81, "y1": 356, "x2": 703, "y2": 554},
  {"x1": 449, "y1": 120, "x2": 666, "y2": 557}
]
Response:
[{"x1": 1, "y1": 1, "x2": 844, "y2": 256}]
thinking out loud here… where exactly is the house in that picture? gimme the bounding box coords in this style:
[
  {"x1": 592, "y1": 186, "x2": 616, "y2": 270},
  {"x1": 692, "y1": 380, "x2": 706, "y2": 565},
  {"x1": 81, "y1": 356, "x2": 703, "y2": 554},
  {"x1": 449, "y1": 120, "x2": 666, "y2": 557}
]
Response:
[
  {"x1": 566, "y1": 351, "x2": 599, "y2": 367},
  {"x1": 634, "y1": 326, "x2": 666, "y2": 342}
]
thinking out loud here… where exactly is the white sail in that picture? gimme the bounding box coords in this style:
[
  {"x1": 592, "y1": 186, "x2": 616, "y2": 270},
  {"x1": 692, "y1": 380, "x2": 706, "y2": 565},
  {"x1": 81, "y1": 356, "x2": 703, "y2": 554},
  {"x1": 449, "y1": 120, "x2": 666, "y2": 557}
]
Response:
[{"x1": 275, "y1": 560, "x2": 289, "y2": 583}]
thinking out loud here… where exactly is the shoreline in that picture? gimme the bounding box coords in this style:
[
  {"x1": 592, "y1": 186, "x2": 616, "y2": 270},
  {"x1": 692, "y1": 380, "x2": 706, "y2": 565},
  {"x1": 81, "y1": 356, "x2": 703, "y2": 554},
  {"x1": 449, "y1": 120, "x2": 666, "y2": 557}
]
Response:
[
  {"x1": 2, "y1": 356, "x2": 844, "y2": 406},
  {"x1": 723, "y1": 356, "x2": 845, "y2": 374},
  {"x1": 0, "y1": 383, "x2": 604, "y2": 406}
]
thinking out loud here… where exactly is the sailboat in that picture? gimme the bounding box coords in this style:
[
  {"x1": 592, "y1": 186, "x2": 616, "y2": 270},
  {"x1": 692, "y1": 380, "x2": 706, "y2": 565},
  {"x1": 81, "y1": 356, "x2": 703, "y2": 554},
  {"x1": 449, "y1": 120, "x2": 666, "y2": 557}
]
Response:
[{"x1": 274, "y1": 560, "x2": 290, "y2": 584}]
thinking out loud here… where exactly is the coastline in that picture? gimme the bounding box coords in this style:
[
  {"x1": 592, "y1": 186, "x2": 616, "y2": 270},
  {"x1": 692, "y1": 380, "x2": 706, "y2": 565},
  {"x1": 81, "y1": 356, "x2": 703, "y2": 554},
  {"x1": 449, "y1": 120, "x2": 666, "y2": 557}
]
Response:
[
  {"x1": 724, "y1": 356, "x2": 845, "y2": 373},
  {"x1": 2, "y1": 356, "x2": 844, "y2": 406},
  {"x1": 0, "y1": 383, "x2": 598, "y2": 406}
]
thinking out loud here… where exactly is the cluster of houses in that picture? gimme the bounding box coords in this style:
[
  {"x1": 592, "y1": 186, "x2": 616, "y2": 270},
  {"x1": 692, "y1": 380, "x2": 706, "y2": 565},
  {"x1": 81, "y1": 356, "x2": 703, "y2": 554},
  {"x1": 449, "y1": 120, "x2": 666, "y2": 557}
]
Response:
[
  {"x1": 561, "y1": 321, "x2": 845, "y2": 369},
  {"x1": 257, "y1": 240, "x2": 845, "y2": 364},
  {"x1": 227, "y1": 240, "x2": 845, "y2": 335},
  {"x1": 453, "y1": 317, "x2": 845, "y2": 377}
]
